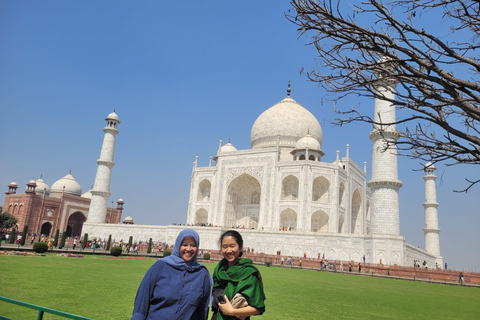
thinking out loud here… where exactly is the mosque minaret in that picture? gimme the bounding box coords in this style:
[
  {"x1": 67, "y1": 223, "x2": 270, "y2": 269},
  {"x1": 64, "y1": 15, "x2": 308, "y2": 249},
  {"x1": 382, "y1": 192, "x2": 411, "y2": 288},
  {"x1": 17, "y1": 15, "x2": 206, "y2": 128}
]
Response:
[
  {"x1": 368, "y1": 61, "x2": 403, "y2": 236},
  {"x1": 86, "y1": 112, "x2": 120, "y2": 224},
  {"x1": 423, "y1": 163, "x2": 442, "y2": 263}
]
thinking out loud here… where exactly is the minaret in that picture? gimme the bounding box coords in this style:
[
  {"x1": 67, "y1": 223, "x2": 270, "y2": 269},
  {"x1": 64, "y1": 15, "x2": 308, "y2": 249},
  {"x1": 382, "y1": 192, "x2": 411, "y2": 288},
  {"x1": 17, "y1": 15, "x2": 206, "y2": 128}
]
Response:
[
  {"x1": 368, "y1": 58, "x2": 403, "y2": 235},
  {"x1": 86, "y1": 112, "x2": 120, "y2": 224},
  {"x1": 423, "y1": 163, "x2": 441, "y2": 257}
]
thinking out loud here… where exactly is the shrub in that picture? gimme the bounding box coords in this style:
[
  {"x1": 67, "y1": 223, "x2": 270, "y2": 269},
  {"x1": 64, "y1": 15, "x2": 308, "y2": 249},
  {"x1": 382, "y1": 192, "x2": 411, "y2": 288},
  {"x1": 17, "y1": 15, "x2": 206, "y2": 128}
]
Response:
[
  {"x1": 110, "y1": 246, "x2": 122, "y2": 256},
  {"x1": 82, "y1": 233, "x2": 88, "y2": 249},
  {"x1": 9, "y1": 229, "x2": 16, "y2": 244},
  {"x1": 147, "y1": 238, "x2": 152, "y2": 254},
  {"x1": 20, "y1": 225, "x2": 28, "y2": 246},
  {"x1": 163, "y1": 250, "x2": 171, "y2": 257},
  {"x1": 53, "y1": 229, "x2": 60, "y2": 247},
  {"x1": 59, "y1": 231, "x2": 66, "y2": 248},
  {"x1": 128, "y1": 236, "x2": 133, "y2": 251},
  {"x1": 265, "y1": 261, "x2": 272, "y2": 267},
  {"x1": 203, "y1": 252, "x2": 211, "y2": 260},
  {"x1": 106, "y1": 235, "x2": 112, "y2": 251},
  {"x1": 33, "y1": 242, "x2": 49, "y2": 253}
]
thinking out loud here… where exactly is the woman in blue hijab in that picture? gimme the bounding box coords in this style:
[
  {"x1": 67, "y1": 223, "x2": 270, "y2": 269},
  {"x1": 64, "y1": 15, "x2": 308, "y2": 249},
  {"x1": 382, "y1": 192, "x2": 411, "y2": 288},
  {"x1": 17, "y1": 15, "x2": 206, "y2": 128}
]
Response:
[{"x1": 132, "y1": 229, "x2": 213, "y2": 320}]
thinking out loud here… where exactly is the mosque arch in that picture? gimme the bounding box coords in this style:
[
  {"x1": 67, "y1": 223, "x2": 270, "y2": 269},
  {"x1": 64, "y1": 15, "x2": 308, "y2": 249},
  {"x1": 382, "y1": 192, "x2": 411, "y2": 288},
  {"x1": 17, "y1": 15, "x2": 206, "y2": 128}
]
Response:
[
  {"x1": 195, "y1": 208, "x2": 208, "y2": 225},
  {"x1": 197, "y1": 179, "x2": 211, "y2": 201},
  {"x1": 308, "y1": 155, "x2": 315, "y2": 161},
  {"x1": 281, "y1": 175, "x2": 299, "y2": 200},
  {"x1": 66, "y1": 225, "x2": 73, "y2": 237},
  {"x1": 40, "y1": 222, "x2": 52, "y2": 236},
  {"x1": 67, "y1": 212, "x2": 86, "y2": 238},
  {"x1": 338, "y1": 183, "x2": 345, "y2": 207},
  {"x1": 312, "y1": 177, "x2": 330, "y2": 203},
  {"x1": 338, "y1": 214, "x2": 345, "y2": 233},
  {"x1": 311, "y1": 210, "x2": 329, "y2": 232},
  {"x1": 351, "y1": 189, "x2": 362, "y2": 234},
  {"x1": 225, "y1": 173, "x2": 261, "y2": 229},
  {"x1": 279, "y1": 208, "x2": 297, "y2": 231}
]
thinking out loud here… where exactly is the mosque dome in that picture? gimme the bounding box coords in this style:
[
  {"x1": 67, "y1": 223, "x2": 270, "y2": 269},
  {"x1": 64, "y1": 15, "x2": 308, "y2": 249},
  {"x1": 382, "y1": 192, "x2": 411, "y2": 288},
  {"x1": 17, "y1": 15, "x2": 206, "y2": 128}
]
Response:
[
  {"x1": 35, "y1": 178, "x2": 50, "y2": 195},
  {"x1": 51, "y1": 173, "x2": 82, "y2": 196},
  {"x1": 81, "y1": 189, "x2": 93, "y2": 199},
  {"x1": 123, "y1": 216, "x2": 134, "y2": 224},
  {"x1": 9, "y1": 181, "x2": 17, "y2": 186},
  {"x1": 294, "y1": 133, "x2": 321, "y2": 151},
  {"x1": 250, "y1": 95, "x2": 322, "y2": 149},
  {"x1": 220, "y1": 142, "x2": 237, "y2": 152},
  {"x1": 106, "y1": 112, "x2": 119, "y2": 121}
]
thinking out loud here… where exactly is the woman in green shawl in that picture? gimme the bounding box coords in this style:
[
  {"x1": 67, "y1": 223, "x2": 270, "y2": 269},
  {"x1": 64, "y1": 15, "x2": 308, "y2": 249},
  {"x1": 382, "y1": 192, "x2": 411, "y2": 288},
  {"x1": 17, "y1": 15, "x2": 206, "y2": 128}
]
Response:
[{"x1": 211, "y1": 230, "x2": 266, "y2": 320}]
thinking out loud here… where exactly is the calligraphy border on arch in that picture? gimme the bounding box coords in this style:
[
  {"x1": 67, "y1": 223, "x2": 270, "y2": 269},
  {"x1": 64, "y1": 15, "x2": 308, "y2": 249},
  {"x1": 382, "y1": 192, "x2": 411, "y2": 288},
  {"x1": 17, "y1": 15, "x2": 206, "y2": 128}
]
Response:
[{"x1": 227, "y1": 166, "x2": 264, "y2": 184}]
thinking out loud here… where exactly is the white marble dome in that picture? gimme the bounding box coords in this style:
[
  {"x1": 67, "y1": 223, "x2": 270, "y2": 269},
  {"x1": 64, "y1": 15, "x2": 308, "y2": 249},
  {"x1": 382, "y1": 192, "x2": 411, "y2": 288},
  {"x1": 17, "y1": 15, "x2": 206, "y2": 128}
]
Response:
[
  {"x1": 220, "y1": 142, "x2": 237, "y2": 152},
  {"x1": 295, "y1": 134, "x2": 321, "y2": 151},
  {"x1": 35, "y1": 178, "x2": 50, "y2": 195},
  {"x1": 106, "y1": 112, "x2": 119, "y2": 121},
  {"x1": 51, "y1": 174, "x2": 82, "y2": 196},
  {"x1": 250, "y1": 95, "x2": 322, "y2": 149},
  {"x1": 81, "y1": 189, "x2": 93, "y2": 199}
]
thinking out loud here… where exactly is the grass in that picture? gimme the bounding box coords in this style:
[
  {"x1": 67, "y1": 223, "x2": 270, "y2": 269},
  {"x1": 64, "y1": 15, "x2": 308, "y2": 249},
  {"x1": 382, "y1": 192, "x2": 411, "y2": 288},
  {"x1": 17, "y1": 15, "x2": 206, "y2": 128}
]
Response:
[{"x1": 0, "y1": 254, "x2": 479, "y2": 319}]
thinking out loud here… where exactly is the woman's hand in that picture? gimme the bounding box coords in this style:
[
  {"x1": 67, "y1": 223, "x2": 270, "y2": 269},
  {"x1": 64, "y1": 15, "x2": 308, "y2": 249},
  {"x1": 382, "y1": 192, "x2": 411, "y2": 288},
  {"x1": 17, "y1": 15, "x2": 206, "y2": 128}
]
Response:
[{"x1": 218, "y1": 295, "x2": 236, "y2": 316}]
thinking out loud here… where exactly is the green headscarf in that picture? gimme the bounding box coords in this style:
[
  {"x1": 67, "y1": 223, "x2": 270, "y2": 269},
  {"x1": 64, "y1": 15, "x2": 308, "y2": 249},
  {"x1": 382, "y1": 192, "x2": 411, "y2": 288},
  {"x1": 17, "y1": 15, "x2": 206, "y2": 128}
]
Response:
[{"x1": 213, "y1": 258, "x2": 266, "y2": 319}]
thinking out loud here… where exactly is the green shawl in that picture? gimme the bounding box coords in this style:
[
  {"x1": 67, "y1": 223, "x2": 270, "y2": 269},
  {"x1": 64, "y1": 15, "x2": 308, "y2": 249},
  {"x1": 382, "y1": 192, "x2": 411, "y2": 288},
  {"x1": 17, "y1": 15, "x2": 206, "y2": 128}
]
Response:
[{"x1": 213, "y1": 258, "x2": 266, "y2": 320}]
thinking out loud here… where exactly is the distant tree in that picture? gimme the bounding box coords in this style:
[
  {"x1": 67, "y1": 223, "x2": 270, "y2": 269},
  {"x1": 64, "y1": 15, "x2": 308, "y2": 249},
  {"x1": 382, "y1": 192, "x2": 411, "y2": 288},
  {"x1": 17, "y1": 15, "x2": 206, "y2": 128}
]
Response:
[
  {"x1": 59, "y1": 231, "x2": 66, "y2": 248},
  {"x1": 0, "y1": 212, "x2": 17, "y2": 230},
  {"x1": 82, "y1": 233, "x2": 88, "y2": 249},
  {"x1": 128, "y1": 236, "x2": 133, "y2": 252},
  {"x1": 53, "y1": 229, "x2": 60, "y2": 248},
  {"x1": 289, "y1": 0, "x2": 480, "y2": 191},
  {"x1": 147, "y1": 238, "x2": 152, "y2": 254},
  {"x1": 106, "y1": 234, "x2": 112, "y2": 251},
  {"x1": 9, "y1": 229, "x2": 16, "y2": 244},
  {"x1": 20, "y1": 225, "x2": 28, "y2": 246}
]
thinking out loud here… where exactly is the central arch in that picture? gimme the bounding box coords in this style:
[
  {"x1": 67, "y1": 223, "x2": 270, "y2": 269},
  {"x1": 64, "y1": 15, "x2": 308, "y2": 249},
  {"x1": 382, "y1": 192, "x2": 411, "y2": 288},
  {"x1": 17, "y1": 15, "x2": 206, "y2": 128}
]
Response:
[
  {"x1": 351, "y1": 189, "x2": 362, "y2": 234},
  {"x1": 225, "y1": 173, "x2": 261, "y2": 229},
  {"x1": 67, "y1": 212, "x2": 86, "y2": 238}
]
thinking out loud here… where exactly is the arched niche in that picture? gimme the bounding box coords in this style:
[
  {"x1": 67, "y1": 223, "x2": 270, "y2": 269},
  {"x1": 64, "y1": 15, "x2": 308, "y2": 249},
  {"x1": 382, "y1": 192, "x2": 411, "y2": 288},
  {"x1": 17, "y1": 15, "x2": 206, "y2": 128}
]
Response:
[
  {"x1": 312, "y1": 176, "x2": 330, "y2": 203},
  {"x1": 311, "y1": 210, "x2": 329, "y2": 232},
  {"x1": 279, "y1": 208, "x2": 297, "y2": 231},
  {"x1": 195, "y1": 208, "x2": 208, "y2": 225},
  {"x1": 351, "y1": 189, "x2": 362, "y2": 234},
  {"x1": 281, "y1": 175, "x2": 299, "y2": 200},
  {"x1": 197, "y1": 179, "x2": 211, "y2": 201},
  {"x1": 225, "y1": 173, "x2": 261, "y2": 229}
]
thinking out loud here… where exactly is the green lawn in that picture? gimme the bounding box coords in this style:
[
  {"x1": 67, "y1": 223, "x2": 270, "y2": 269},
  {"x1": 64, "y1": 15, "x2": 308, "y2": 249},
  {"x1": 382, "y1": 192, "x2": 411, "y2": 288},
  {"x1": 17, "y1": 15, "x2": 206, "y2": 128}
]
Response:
[{"x1": 1, "y1": 254, "x2": 478, "y2": 319}]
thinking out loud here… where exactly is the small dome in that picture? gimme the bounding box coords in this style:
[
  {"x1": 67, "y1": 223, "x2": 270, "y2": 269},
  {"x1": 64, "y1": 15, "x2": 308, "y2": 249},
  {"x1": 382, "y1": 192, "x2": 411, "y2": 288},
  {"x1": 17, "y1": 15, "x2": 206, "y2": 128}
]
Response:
[
  {"x1": 220, "y1": 142, "x2": 237, "y2": 152},
  {"x1": 117, "y1": 198, "x2": 124, "y2": 203},
  {"x1": 9, "y1": 181, "x2": 17, "y2": 186},
  {"x1": 106, "y1": 112, "x2": 119, "y2": 121},
  {"x1": 251, "y1": 95, "x2": 322, "y2": 149},
  {"x1": 294, "y1": 134, "x2": 321, "y2": 151},
  {"x1": 35, "y1": 178, "x2": 50, "y2": 195},
  {"x1": 51, "y1": 173, "x2": 82, "y2": 196},
  {"x1": 28, "y1": 179, "x2": 36, "y2": 185},
  {"x1": 123, "y1": 216, "x2": 134, "y2": 224},
  {"x1": 81, "y1": 190, "x2": 93, "y2": 199},
  {"x1": 424, "y1": 162, "x2": 436, "y2": 170}
]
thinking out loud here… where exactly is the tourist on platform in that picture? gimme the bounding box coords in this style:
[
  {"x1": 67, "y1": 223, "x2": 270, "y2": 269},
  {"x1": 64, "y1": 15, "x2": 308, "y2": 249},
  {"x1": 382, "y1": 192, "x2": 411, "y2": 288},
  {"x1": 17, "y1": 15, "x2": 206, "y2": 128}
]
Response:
[
  {"x1": 73, "y1": 238, "x2": 77, "y2": 249},
  {"x1": 211, "y1": 230, "x2": 266, "y2": 320},
  {"x1": 131, "y1": 229, "x2": 212, "y2": 320},
  {"x1": 281, "y1": 256, "x2": 284, "y2": 266},
  {"x1": 459, "y1": 272, "x2": 464, "y2": 284},
  {"x1": 348, "y1": 262, "x2": 352, "y2": 272},
  {"x1": 340, "y1": 261, "x2": 344, "y2": 271}
]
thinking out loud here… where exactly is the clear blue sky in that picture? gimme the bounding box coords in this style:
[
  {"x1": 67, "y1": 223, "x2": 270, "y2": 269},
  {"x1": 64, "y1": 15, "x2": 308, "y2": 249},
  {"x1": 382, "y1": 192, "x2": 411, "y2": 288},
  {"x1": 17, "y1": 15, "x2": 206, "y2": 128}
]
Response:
[{"x1": 0, "y1": 1, "x2": 478, "y2": 271}]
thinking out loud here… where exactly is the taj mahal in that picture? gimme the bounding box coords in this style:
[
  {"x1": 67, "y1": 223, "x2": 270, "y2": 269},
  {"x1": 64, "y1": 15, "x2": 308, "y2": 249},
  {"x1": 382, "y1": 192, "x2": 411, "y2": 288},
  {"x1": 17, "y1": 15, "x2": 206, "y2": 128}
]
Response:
[{"x1": 4, "y1": 80, "x2": 443, "y2": 267}]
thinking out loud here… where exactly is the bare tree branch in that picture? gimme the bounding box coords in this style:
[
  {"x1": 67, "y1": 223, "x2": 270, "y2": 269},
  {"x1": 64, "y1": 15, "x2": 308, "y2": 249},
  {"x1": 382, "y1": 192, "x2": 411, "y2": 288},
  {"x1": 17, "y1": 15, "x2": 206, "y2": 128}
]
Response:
[{"x1": 287, "y1": 0, "x2": 480, "y2": 191}]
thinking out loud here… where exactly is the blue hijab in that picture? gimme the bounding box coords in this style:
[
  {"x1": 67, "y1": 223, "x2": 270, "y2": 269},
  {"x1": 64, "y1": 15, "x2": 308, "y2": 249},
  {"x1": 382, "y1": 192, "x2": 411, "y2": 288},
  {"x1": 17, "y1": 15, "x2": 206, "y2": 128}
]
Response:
[{"x1": 163, "y1": 229, "x2": 206, "y2": 272}]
